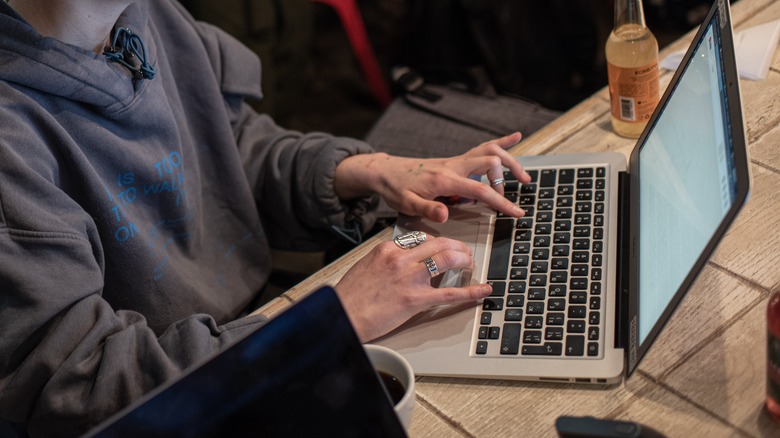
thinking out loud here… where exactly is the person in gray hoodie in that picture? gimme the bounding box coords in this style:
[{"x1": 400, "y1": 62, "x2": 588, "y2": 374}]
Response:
[{"x1": 0, "y1": 0, "x2": 532, "y2": 435}]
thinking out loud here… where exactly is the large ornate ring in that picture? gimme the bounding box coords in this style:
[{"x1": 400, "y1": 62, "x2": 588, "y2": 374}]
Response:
[
  {"x1": 491, "y1": 178, "x2": 505, "y2": 186},
  {"x1": 394, "y1": 231, "x2": 427, "y2": 250},
  {"x1": 423, "y1": 257, "x2": 440, "y2": 278}
]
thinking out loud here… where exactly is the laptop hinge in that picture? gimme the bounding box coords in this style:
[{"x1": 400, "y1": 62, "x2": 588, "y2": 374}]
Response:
[{"x1": 614, "y1": 171, "x2": 631, "y2": 351}]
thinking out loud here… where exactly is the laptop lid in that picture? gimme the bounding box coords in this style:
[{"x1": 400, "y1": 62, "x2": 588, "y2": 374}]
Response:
[
  {"x1": 85, "y1": 286, "x2": 406, "y2": 437},
  {"x1": 625, "y1": 0, "x2": 751, "y2": 376}
]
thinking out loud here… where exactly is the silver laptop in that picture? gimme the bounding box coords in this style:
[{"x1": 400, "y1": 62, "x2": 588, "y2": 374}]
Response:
[{"x1": 376, "y1": 0, "x2": 750, "y2": 384}]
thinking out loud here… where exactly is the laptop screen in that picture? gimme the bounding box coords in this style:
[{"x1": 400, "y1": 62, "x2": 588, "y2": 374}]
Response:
[{"x1": 635, "y1": 4, "x2": 744, "y2": 352}]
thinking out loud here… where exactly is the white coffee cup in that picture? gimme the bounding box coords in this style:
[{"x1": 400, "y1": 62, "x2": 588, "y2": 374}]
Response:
[{"x1": 364, "y1": 344, "x2": 415, "y2": 430}]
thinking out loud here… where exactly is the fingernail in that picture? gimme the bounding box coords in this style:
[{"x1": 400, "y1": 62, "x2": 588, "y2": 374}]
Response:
[
  {"x1": 482, "y1": 285, "x2": 493, "y2": 296},
  {"x1": 514, "y1": 206, "x2": 525, "y2": 217}
]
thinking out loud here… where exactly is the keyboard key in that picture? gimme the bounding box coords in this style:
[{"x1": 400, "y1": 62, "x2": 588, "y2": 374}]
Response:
[
  {"x1": 509, "y1": 281, "x2": 527, "y2": 293},
  {"x1": 569, "y1": 291, "x2": 587, "y2": 304},
  {"x1": 556, "y1": 208, "x2": 572, "y2": 219},
  {"x1": 551, "y1": 258, "x2": 569, "y2": 270},
  {"x1": 530, "y1": 262, "x2": 549, "y2": 273},
  {"x1": 589, "y1": 312, "x2": 600, "y2": 325},
  {"x1": 571, "y1": 278, "x2": 588, "y2": 290},
  {"x1": 590, "y1": 297, "x2": 601, "y2": 310},
  {"x1": 566, "y1": 335, "x2": 585, "y2": 356},
  {"x1": 547, "y1": 298, "x2": 566, "y2": 311},
  {"x1": 533, "y1": 235, "x2": 551, "y2": 247},
  {"x1": 523, "y1": 330, "x2": 542, "y2": 344},
  {"x1": 594, "y1": 203, "x2": 604, "y2": 214},
  {"x1": 506, "y1": 295, "x2": 525, "y2": 307},
  {"x1": 483, "y1": 298, "x2": 503, "y2": 310},
  {"x1": 515, "y1": 229, "x2": 532, "y2": 241},
  {"x1": 573, "y1": 226, "x2": 591, "y2": 238},
  {"x1": 519, "y1": 195, "x2": 535, "y2": 205},
  {"x1": 577, "y1": 168, "x2": 594, "y2": 178},
  {"x1": 549, "y1": 284, "x2": 567, "y2": 297},
  {"x1": 505, "y1": 192, "x2": 518, "y2": 203},
  {"x1": 595, "y1": 190, "x2": 605, "y2": 202},
  {"x1": 595, "y1": 179, "x2": 606, "y2": 190},
  {"x1": 481, "y1": 312, "x2": 492, "y2": 325},
  {"x1": 532, "y1": 248, "x2": 550, "y2": 260},
  {"x1": 500, "y1": 323, "x2": 522, "y2": 355},
  {"x1": 546, "y1": 312, "x2": 565, "y2": 325},
  {"x1": 538, "y1": 188, "x2": 555, "y2": 199},
  {"x1": 593, "y1": 228, "x2": 604, "y2": 240},
  {"x1": 522, "y1": 342, "x2": 562, "y2": 356},
  {"x1": 538, "y1": 200, "x2": 554, "y2": 211},
  {"x1": 476, "y1": 341, "x2": 488, "y2": 355},
  {"x1": 593, "y1": 241, "x2": 603, "y2": 253},
  {"x1": 576, "y1": 179, "x2": 593, "y2": 189},
  {"x1": 591, "y1": 268, "x2": 602, "y2": 281},
  {"x1": 568, "y1": 306, "x2": 587, "y2": 319},
  {"x1": 487, "y1": 219, "x2": 513, "y2": 280},
  {"x1": 594, "y1": 215, "x2": 604, "y2": 227},
  {"x1": 512, "y1": 255, "x2": 529, "y2": 266},
  {"x1": 510, "y1": 268, "x2": 528, "y2": 280},
  {"x1": 553, "y1": 233, "x2": 570, "y2": 244},
  {"x1": 572, "y1": 252, "x2": 589, "y2": 263},
  {"x1": 550, "y1": 271, "x2": 568, "y2": 283},
  {"x1": 488, "y1": 281, "x2": 506, "y2": 296},
  {"x1": 573, "y1": 239, "x2": 590, "y2": 250},
  {"x1": 527, "y1": 302, "x2": 545, "y2": 314},
  {"x1": 535, "y1": 224, "x2": 552, "y2": 235},
  {"x1": 571, "y1": 265, "x2": 589, "y2": 277},
  {"x1": 536, "y1": 211, "x2": 553, "y2": 223},
  {"x1": 525, "y1": 316, "x2": 543, "y2": 329},
  {"x1": 505, "y1": 309, "x2": 523, "y2": 321},
  {"x1": 576, "y1": 190, "x2": 593, "y2": 201},
  {"x1": 505, "y1": 180, "x2": 519, "y2": 192},
  {"x1": 478, "y1": 327, "x2": 488, "y2": 339},
  {"x1": 520, "y1": 183, "x2": 537, "y2": 194},
  {"x1": 516, "y1": 218, "x2": 533, "y2": 229},
  {"x1": 557, "y1": 185, "x2": 574, "y2": 196},
  {"x1": 587, "y1": 342, "x2": 599, "y2": 357},
  {"x1": 574, "y1": 214, "x2": 591, "y2": 225},
  {"x1": 513, "y1": 242, "x2": 530, "y2": 254},
  {"x1": 559, "y1": 169, "x2": 575, "y2": 184},
  {"x1": 489, "y1": 326, "x2": 501, "y2": 339},
  {"x1": 526, "y1": 170, "x2": 538, "y2": 182},
  {"x1": 530, "y1": 275, "x2": 547, "y2": 287},
  {"x1": 539, "y1": 169, "x2": 556, "y2": 187},
  {"x1": 596, "y1": 167, "x2": 606, "y2": 178},
  {"x1": 546, "y1": 327, "x2": 564, "y2": 340},
  {"x1": 555, "y1": 220, "x2": 572, "y2": 232},
  {"x1": 557, "y1": 196, "x2": 573, "y2": 208},
  {"x1": 567, "y1": 320, "x2": 586, "y2": 333},
  {"x1": 588, "y1": 326, "x2": 600, "y2": 340},
  {"x1": 528, "y1": 288, "x2": 546, "y2": 300},
  {"x1": 591, "y1": 282, "x2": 602, "y2": 295},
  {"x1": 575, "y1": 202, "x2": 592, "y2": 213}
]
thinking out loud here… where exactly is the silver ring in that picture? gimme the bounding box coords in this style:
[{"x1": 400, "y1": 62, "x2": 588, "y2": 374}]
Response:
[
  {"x1": 491, "y1": 178, "x2": 505, "y2": 186},
  {"x1": 423, "y1": 257, "x2": 439, "y2": 277},
  {"x1": 394, "y1": 231, "x2": 427, "y2": 249}
]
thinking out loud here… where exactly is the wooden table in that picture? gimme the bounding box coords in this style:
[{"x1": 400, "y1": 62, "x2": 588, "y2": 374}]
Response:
[{"x1": 253, "y1": 0, "x2": 780, "y2": 435}]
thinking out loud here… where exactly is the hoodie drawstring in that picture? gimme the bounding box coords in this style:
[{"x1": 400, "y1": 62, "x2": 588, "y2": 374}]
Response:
[{"x1": 103, "y1": 28, "x2": 156, "y2": 80}]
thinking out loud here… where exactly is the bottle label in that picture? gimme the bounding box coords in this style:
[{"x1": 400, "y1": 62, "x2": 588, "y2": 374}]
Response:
[
  {"x1": 607, "y1": 61, "x2": 660, "y2": 123},
  {"x1": 769, "y1": 332, "x2": 780, "y2": 403}
]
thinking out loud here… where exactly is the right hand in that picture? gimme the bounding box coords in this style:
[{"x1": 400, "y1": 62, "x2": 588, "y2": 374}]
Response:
[{"x1": 334, "y1": 234, "x2": 492, "y2": 342}]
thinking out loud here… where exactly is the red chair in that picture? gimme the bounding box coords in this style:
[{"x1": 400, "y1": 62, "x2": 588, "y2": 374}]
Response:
[{"x1": 311, "y1": 0, "x2": 392, "y2": 107}]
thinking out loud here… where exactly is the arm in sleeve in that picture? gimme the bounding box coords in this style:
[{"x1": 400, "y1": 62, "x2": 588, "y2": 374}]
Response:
[{"x1": 193, "y1": 20, "x2": 380, "y2": 251}]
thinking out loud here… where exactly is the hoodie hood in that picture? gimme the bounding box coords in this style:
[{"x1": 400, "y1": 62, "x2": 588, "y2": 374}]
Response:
[{"x1": 0, "y1": 0, "x2": 152, "y2": 108}]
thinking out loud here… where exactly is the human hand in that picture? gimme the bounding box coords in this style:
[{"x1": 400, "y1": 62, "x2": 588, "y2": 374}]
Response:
[
  {"x1": 334, "y1": 234, "x2": 492, "y2": 342},
  {"x1": 335, "y1": 132, "x2": 531, "y2": 223}
]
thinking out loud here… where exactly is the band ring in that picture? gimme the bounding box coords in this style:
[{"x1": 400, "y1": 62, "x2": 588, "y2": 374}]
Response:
[
  {"x1": 423, "y1": 257, "x2": 440, "y2": 277},
  {"x1": 491, "y1": 178, "x2": 505, "y2": 186},
  {"x1": 393, "y1": 231, "x2": 427, "y2": 250}
]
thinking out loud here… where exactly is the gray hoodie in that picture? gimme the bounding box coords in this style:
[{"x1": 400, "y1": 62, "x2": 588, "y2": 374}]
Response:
[{"x1": 0, "y1": 0, "x2": 377, "y2": 435}]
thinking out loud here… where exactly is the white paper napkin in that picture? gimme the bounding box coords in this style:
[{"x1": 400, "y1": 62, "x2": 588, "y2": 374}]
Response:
[{"x1": 660, "y1": 19, "x2": 780, "y2": 80}]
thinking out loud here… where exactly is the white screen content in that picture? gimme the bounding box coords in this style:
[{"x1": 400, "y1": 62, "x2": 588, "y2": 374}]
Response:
[{"x1": 638, "y1": 22, "x2": 736, "y2": 344}]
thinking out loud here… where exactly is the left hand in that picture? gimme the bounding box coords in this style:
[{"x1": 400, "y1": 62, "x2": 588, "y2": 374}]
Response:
[{"x1": 335, "y1": 132, "x2": 531, "y2": 222}]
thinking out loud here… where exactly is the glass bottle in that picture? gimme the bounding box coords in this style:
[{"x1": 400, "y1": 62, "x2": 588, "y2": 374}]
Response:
[
  {"x1": 767, "y1": 291, "x2": 780, "y2": 420},
  {"x1": 605, "y1": 0, "x2": 660, "y2": 138}
]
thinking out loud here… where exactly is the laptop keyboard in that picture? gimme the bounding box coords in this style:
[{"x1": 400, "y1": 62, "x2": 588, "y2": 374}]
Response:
[{"x1": 474, "y1": 166, "x2": 607, "y2": 359}]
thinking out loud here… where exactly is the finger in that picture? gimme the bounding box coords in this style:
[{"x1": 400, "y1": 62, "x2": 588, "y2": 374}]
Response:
[
  {"x1": 488, "y1": 132, "x2": 522, "y2": 149},
  {"x1": 397, "y1": 191, "x2": 450, "y2": 223},
  {"x1": 405, "y1": 235, "x2": 473, "y2": 259},
  {"x1": 485, "y1": 161, "x2": 507, "y2": 197},
  {"x1": 416, "y1": 284, "x2": 493, "y2": 308},
  {"x1": 436, "y1": 176, "x2": 525, "y2": 218}
]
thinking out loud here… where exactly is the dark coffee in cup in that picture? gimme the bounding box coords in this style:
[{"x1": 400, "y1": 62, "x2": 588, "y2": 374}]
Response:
[{"x1": 378, "y1": 370, "x2": 406, "y2": 405}]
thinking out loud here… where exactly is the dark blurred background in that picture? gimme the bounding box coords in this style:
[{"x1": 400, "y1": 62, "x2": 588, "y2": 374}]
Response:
[{"x1": 180, "y1": 0, "x2": 718, "y2": 140}]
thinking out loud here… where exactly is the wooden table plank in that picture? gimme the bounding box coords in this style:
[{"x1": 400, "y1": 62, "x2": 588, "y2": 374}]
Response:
[
  {"x1": 711, "y1": 165, "x2": 780, "y2": 290},
  {"x1": 662, "y1": 300, "x2": 780, "y2": 437},
  {"x1": 637, "y1": 265, "x2": 764, "y2": 379},
  {"x1": 408, "y1": 402, "x2": 466, "y2": 438},
  {"x1": 608, "y1": 374, "x2": 748, "y2": 437}
]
